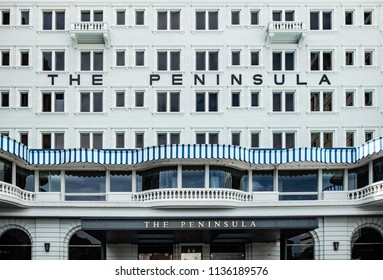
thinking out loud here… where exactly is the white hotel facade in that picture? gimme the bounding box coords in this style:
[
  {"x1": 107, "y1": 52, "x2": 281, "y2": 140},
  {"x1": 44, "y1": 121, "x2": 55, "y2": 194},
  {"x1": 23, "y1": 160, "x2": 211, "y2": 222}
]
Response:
[{"x1": 0, "y1": 0, "x2": 382, "y2": 260}]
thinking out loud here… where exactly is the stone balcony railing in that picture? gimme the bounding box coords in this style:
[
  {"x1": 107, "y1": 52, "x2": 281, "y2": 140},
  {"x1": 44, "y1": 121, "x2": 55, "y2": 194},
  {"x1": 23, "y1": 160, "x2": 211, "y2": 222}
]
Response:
[
  {"x1": 348, "y1": 182, "x2": 383, "y2": 201},
  {"x1": 70, "y1": 22, "x2": 108, "y2": 31},
  {"x1": 268, "y1": 21, "x2": 306, "y2": 31},
  {"x1": 0, "y1": 182, "x2": 36, "y2": 203}
]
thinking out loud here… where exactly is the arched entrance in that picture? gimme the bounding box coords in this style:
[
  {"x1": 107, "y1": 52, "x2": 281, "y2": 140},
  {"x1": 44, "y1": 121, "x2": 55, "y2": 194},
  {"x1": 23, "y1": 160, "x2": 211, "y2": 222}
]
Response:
[
  {"x1": 68, "y1": 230, "x2": 102, "y2": 260},
  {"x1": 351, "y1": 227, "x2": 383, "y2": 260},
  {"x1": 0, "y1": 229, "x2": 32, "y2": 260},
  {"x1": 282, "y1": 232, "x2": 314, "y2": 260}
]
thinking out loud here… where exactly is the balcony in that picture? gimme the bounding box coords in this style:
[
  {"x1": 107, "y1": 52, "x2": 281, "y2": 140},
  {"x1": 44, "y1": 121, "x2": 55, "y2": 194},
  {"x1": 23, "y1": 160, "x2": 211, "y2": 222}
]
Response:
[
  {"x1": 70, "y1": 22, "x2": 110, "y2": 48},
  {"x1": 266, "y1": 21, "x2": 307, "y2": 45},
  {"x1": 0, "y1": 181, "x2": 35, "y2": 207}
]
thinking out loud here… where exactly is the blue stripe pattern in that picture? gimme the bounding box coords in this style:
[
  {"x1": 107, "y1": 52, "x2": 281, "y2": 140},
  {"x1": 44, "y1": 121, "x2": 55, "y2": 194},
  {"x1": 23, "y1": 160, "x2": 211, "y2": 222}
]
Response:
[{"x1": 1, "y1": 135, "x2": 382, "y2": 166}]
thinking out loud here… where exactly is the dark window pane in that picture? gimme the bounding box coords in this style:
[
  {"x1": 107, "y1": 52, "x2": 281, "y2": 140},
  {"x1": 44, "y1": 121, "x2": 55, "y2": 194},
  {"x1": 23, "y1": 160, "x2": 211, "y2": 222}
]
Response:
[
  {"x1": 209, "y1": 52, "x2": 218, "y2": 70},
  {"x1": 110, "y1": 171, "x2": 132, "y2": 192},
  {"x1": 1, "y1": 93, "x2": 9, "y2": 107},
  {"x1": 81, "y1": 11, "x2": 90, "y2": 22},
  {"x1": 80, "y1": 133, "x2": 90, "y2": 148},
  {"x1": 21, "y1": 11, "x2": 30, "y2": 25},
  {"x1": 157, "y1": 92, "x2": 167, "y2": 112},
  {"x1": 43, "y1": 11, "x2": 52, "y2": 30},
  {"x1": 196, "y1": 52, "x2": 205, "y2": 70},
  {"x1": 55, "y1": 133, "x2": 64, "y2": 149},
  {"x1": 157, "y1": 52, "x2": 167, "y2": 70},
  {"x1": 20, "y1": 133, "x2": 28, "y2": 146},
  {"x1": 93, "y1": 92, "x2": 103, "y2": 112},
  {"x1": 209, "y1": 93, "x2": 218, "y2": 111},
  {"x1": 286, "y1": 133, "x2": 295, "y2": 148},
  {"x1": 196, "y1": 92, "x2": 205, "y2": 111},
  {"x1": 116, "y1": 11, "x2": 125, "y2": 25},
  {"x1": 232, "y1": 133, "x2": 240, "y2": 146},
  {"x1": 135, "y1": 51, "x2": 144, "y2": 66},
  {"x1": 323, "y1": 12, "x2": 332, "y2": 30},
  {"x1": 170, "y1": 11, "x2": 180, "y2": 29},
  {"x1": 272, "y1": 11, "x2": 282, "y2": 21},
  {"x1": 170, "y1": 52, "x2": 180, "y2": 70},
  {"x1": 56, "y1": 11, "x2": 65, "y2": 30},
  {"x1": 55, "y1": 52, "x2": 65, "y2": 70},
  {"x1": 285, "y1": 52, "x2": 294, "y2": 71},
  {"x1": 93, "y1": 11, "x2": 103, "y2": 22},
  {"x1": 311, "y1": 133, "x2": 320, "y2": 147},
  {"x1": 345, "y1": 11, "x2": 353, "y2": 25},
  {"x1": 170, "y1": 133, "x2": 180, "y2": 144},
  {"x1": 196, "y1": 133, "x2": 205, "y2": 144},
  {"x1": 43, "y1": 52, "x2": 52, "y2": 70},
  {"x1": 251, "y1": 92, "x2": 259, "y2": 107},
  {"x1": 273, "y1": 133, "x2": 282, "y2": 148},
  {"x1": 323, "y1": 52, "x2": 332, "y2": 70},
  {"x1": 209, "y1": 11, "x2": 218, "y2": 30},
  {"x1": 273, "y1": 93, "x2": 281, "y2": 111},
  {"x1": 116, "y1": 133, "x2": 124, "y2": 148},
  {"x1": 93, "y1": 133, "x2": 103, "y2": 149},
  {"x1": 285, "y1": 11, "x2": 294, "y2": 21},
  {"x1": 116, "y1": 92, "x2": 125, "y2": 107},
  {"x1": 42, "y1": 93, "x2": 52, "y2": 112},
  {"x1": 55, "y1": 93, "x2": 64, "y2": 112},
  {"x1": 251, "y1": 133, "x2": 259, "y2": 148},
  {"x1": 157, "y1": 11, "x2": 167, "y2": 30},
  {"x1": 136, "y1": 11, "x2": 144, "y2": 25},
  {"x1": 135, "y1": 92, "x2": 144, "y2": 107},
  {"x1": 157, "y1": 133, "x2": 167, "y2": 145},
  {"x1": 310, "y1": 12, "x2": 319, "y2": 30},
  {"x1": 170, "y1": 92, "x2": 180, "y2": 112},
  {"x1": 311, "y1": 92, "x2": 320, "y2": 111},
  {"x1": 323, "y1": 133, "x2": 333, "y2": 148},
  {"x1": 116, "y1": 51, "x2": 125, "y2": 66},
  {"x1": 42, "y1": 134, "x2": 51, "y2": 149},
  {"x1": 80, "y1": 93, "x2": 90, "y2": 112},
  {"x1": 231, "y1": 92, "x2": 240, "y2": 107},
  {"x1": 272, "y1": 52, "x2": 282, "y2": 71},
  {"x1": 93, "y1": 52, "x2": 103, "y2": 71},
  {"x1": 21, "y1": 52, "x2": 29, "y2": 66},
  {"x1": 231, "y1": 11, "x2": 240, "y2": 25},
  {"x1": 196, "y1": 11, "x2": 205, "y2": 30},
  {"x1": 209, "y1": 133, "x2": 219, "y2": 144},
  {"x1": 310, "y1": 52, "x2": 319, "y2": 70},
  {"x1": 364, "y1": 11, "x2": 372, "y2": 25},
  {"x1": 232, "y1": 51, "x2": 240, "y2": 66},
  {"x1": 346, "y1": 92, "x2": 354, "y2": 106},
  {"x1": 251, "y1": 11, "x2": 259, "y2": 25},
  {"x1": 251, "y1": 51, "x2": 259, "y2": 66},
  {"x1": 285, "y1": 93, "x2": 294, "y2": 111},
  {"x1": 20, "y1": 92, "x2": 28, "y2": 107},
  {"x1": 2, "y1": 52, "x2": 9, "y2": 66},
  {"x1": 135, "y1": 133, "x2": 144, "y2": 148},
  {"x1": 2, "y1": 11, "x2": 10, "y2": 25},
  {"x1": 81, "y1": 52, "x2": 90, "y2": 71},
  {"x1": 323, "y1": 92, "x2": 332, "y2": 111}
]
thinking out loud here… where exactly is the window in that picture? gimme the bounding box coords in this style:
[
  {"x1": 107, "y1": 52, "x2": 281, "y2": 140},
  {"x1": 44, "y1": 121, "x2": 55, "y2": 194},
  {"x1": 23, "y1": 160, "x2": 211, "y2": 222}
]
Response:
[
  {"x1": 196, "y1": 91, "x2": 218, "y2": 112},
  {"x1": 251, "y1": 91, "x2": 259, "y2": 107},
  {"x1": 157, "y1": 11, "x2": 180, "y2": 30},
  {"x1": 231, "y1": 11, "x2": 240, "y2": 25},
  {"x1": 81, "y1": 10, "x2": 103, "y2": 22},
  {"x1": 42, "y1": 132, "x2": 64, "y2": 149},
  {"x1": 196, "y1": 51, "x2": 218, "y2": 70},
  {"x1": 80, "y1": 92, "x2": 103, "y2": 112},
  {"x1": 345, "y1": 91, "x2": 354, "y2": 106},
  {"x1": 364, "y1": 51, "x2": 373, "y2": 66},
  {"x1": 21, "y1": 10, "x2": 30, "y2": 25},
  {"x1": 196, "y1": 132, "x2": 219, "y2": 144},
  {"x1": 42, "y1": 10, "x2": 65, "y2": 30},
  {"x1": 1, "y1": 50, "x2": 10, "y2": 66},
  {"x1": 364, "y1": 11, "x2": 372, "y2": 25},
  {"x1": 157, "y1": 51, "x2": 180, "y2": 71},
  {"x1": 157, "y1": 91, "x2": 180, "y2": 112},
  {"x1": 365, "y1": 131, "x2": 373, "y2": 142},
  {"x1": 364, "y1": 90, "x2": 373, "y2": 106},
  {"x1": 80, "y1": 132, "x2": 102, "y2": 149},
  {"x1": 345, "y1": 51, "x2": 354, "y2": 66},
  {"x1": 273, "y1": 132, "x2": 295, "y2": 148},
  {"x1": 310, "y1": 91, "x2": 332, "y2": 112},
  {"x1": 135, "y1": 132, "x2": 144, "y2": 148},
  {"x1": 81, "y1": 51, "x2": 103, "y2": 71},
  {"x1": 311, "y1": 132, "x2": 333, "y2": 148},
  {"x1": 135, "y1": 91, "x2": 144, "y2": 107},
  {"x1": 157, "y1": 132, "x2": 180, "y2": 145},
  {"x1": 250, "y1": 11, "x2": 259, "y2": 25},
  {"x1": 20, "y1": 50, "x2": 29, "y2": 66},
  {"x1": 310, "y1": 11, "x2": 332, "y2": 30},
  {"x1": 273, "y1": 10, "x2": 295, "y2": 21},
  {"x1": 250, "y1": 132, "x2": 260, "y2": 148},
  {"x1": 345, "y1": 11, "x2": 353, "y2": 25},
  {"x1": 115, "y1": 91, "x2": 125, "y2": 107},
  {"x1": 196, "y1": 11, "x2": 218, "y2": 30},
  {"x1": 116, "y1": 50, "x2": 125, "y2": 66},
  {"x1": 250, "y1": 51, "x2": 260, "y2": 66},
  {"x1": 231, "y1": 132, "x2": 240, "y2": 146},
  {"x1": 135, "y1": 50, "x2": 145, "y2": 66},
  {"x1": 231, "y1": 51, "x2": 241, "y2": 66},
  {"x1": 272, "y1": 91, "x2": 294, "y2": 112},
  {"x1": 346, "y1": 131, "x2": 354, "y2": 147},
  {"x1": 1, "y1": 10, "x2": 10, "y2": 25},
  {"x1": 116, "y1": 10, "x2": 125, "y2": 25},
  {"x1": 231, "y1": 92, "x2": 240, "y2": 107},
  {"x1": 115, "y1": 132, "x2": 125, "y2": 148},
  {"x1": 310, "y1": 51, "x2": 332, "y2": 71},
  {"x1": 20, "y1": 91, "x2": 29, "y2": 107},
  {"x1": 42, "y1": 51, "x2": 65, "y2": 71},
  {"x1": 135, "y1": 10, "x2": 145, "y2": 25},
  {"x1": 20, "y1": 132, "x2": 28, "y2": 146},
  {"x1": 42, "y1": 92, "x2": 64, "y2": 112},
  {"x1": 272, "y1": 51, "x2": 295, "y2": 71},
  {"x1": 1, "y1": 91, "x2": 9, "y2": 107}
]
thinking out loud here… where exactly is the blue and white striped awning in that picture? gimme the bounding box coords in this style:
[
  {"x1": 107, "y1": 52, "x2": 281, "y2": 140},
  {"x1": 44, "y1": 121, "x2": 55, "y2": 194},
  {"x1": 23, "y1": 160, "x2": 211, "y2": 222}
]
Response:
[{"x1": 1, "y1": 135, "x2": 382, "y2": 166}]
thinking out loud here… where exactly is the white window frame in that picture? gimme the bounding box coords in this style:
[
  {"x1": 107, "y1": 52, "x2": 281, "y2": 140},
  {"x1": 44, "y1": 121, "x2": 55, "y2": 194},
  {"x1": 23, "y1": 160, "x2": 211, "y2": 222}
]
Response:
[
  {"x1": 41, "y1": 131, "x2": 65, "y2": 149},
  {"x1": 309, "y1": 50, "x2": 334, "y2": 71},
  {"x1": 310, "y1": 131, "x2": 334, "y2": 148},
  {"x1": 156, "y1": 91, "x2": 180, "y2": 113},
  {"x1": 156, "y1": 10, "x2": 181, "y2": 30},
  {"x1": 41, "y1": 91, "x2": 65, "y2": 113},
  {"x1": 41, "y1": 49, "x2": 65, "y2": 71},
  {"x1": 41, "y1": 9, "x2": 66, "y2": 31},
  {"x1": 80, "y1": 50, "x2": 104, "y2": 71},
  {"x1": 156, "y1": 50, "x2": 181, "y2": 71},
  {"x1": 272, "y1": 131, "x2": 296, "y2": 149},
  {"x1": 310, "y1": 90, "x2": 333, "y2": 112}
]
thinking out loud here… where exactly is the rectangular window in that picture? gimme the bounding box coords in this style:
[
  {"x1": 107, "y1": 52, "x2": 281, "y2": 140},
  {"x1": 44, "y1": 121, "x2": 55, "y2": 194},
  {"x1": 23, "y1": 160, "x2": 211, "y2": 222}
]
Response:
[
  {"x1": 116, "y1": 51, "x2": 125, "y2": 66},
  {"x1": 157, "y1": 132, "x2": 180, "y2": 145},
  {"x1": 364, "y1": 11, "x2": 372, "y2": 25},
  {"x1": 42, "y1": 51, "x2": 65, "y2": 71},
  {"x1": 231, "y1": 92, "x2": 240, "y2": 107},
  {"x1": 157, "y1": 11, "x2": 180, "y2": 30},
  {"x1": 231, "y1": 51, "x2": 240, "y2": 66},
  {"x1": 196, "y1": 51, "x2": 218, "y2": 71},
  {"x1": 1, "y1": 91, "x2": 9, "y2": 107},
  {"x1": 1, "y1": 50, "x2": 10, "y2": 66},
  {"x1": 231, "y1": 133, "x2": 240, "y2": 146},
  {"x1": 196, "y1": 92, "x2": 218, "y2": 112},
  {"x1": 157, "y1": 51, "x2": 180, "y2": 71},
  {"x1": 310, "y1": 51, "x2": 332, "y2": 71},
  {"x1": 250, "y1": 11, "x2": 259, "y2": 25},
  {"x1": 21, "y1": 10, "x2": 30, "y2": 25},
  {"x1": 43, "y1": 11, "x2": 65, "y2": 30},
  {"x1": 116, "y1": 10, "x2": 125, "y2": 25},
  {"x1": 251, "y1": 132, "x2": 259, "y2": 148},
  {"x1": 20, "y1": 91, "x2": 29, "y2": 107},
  {"x1": 345, "y1": 51, "x2": 354, "y2": 66},
  {"x1": 81, "y1": 10, "x2": 103, "y2": 22},
  {"x1": 80, "y1": 92, "x2": 103, "y2": 112},
  {"x1": 310, "y1": 11, "x2": 332, "y2": 30},
  {"x1": 231, "y1": 11, "x2": 240, "y2": 25},
  {"x1": 364, "y1": 51, "x2": 373, "y2": 66},
  {"x1": 80, "y1": 132, "x2": 102, "y2": 149},
  {"x1": 20, "y1": 50, "x2": 29, "y2": 66},
  {"x1": 250, "y1": 51, "x2": 259, "y2": 66},
  {"x1": 310, "y1": 91, "x2": 332, "y2": 112},
  {"x1": 135, "y1": 133, "x2": 144, "y2": 148},
  {"x1": 365, "y1": 131, "x2": 373, "y2": 142},
  {"x1": 196, "y1": 11, "x2": 218, "y2": 30},
  {"x1": 272, "y1": 91, "x2": 294, "y2": 112},
  {"x1": 115, "y1": 91, "x2": 125, "y2": 107},
  {"x1": 135, "y1": 91, "x2": 144, "y2": 107},
  {"x1": 311, "y1": 132, "x2": 333, "y2": 148},
  {"x1": 346, "y1": 132, "x2": 354, "y2": 147},
  {"x1": 273, "y1": 51, "x2": 295, "y2": 71},
  {"x1": 116, "y1": 132, "x2": 125, "y2": 148},
  {"x1": 364, "y1": 91, "x2": 373, "y2": 106},
  {"x1": 273, "y1": 132, "x2": 295, "y2": 148},
  {"x1": 20, "y1": 132, "x2": 28, "y2": 146},
  {"x1": 345, "y1": 11, "x2": 353, "y2": 25},
  {"x1": 42, "y1": 132, "x2": 64, "y2": 149},
  {"x1": 2, "y1": 10, "x2": 10, "y2": 25},
  {"x1": 345, "y1": 91, "x2": 354, "y2": 107},
  {"x1": 251, "y1": 91, "x2": 259, "y2": 107},
  {"x1": 196, "y1": 133, "x2": 219, "y2": 144},
  {"x1": 157, "y1": 91, "x2": 180, "y2": 112},
  {"x1": 135, "y1": 51, "x2": 145, "y2": 66},
  {"x1": 80, "y1": 51, "x2": 103, "y2": 71},
  {"x1": 135, "y1": 10, "x2": 145, "y2": 25},
  {"x1": 42, "y1": 92, "x2": 64, "y2": 112}
]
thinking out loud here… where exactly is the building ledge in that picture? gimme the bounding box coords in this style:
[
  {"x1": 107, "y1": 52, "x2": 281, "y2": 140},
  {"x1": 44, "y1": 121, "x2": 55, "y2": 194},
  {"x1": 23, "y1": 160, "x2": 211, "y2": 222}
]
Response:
[
  {"x1": 70, "y1": 22, "x2": 110, "y2": 48},
  {"x1": 266, "y1": 21, "x2": 307, "y2": 45}
]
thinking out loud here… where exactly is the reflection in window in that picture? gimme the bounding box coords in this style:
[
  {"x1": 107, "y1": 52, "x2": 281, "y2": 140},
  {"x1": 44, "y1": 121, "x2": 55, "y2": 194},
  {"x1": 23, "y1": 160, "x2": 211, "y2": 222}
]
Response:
[
  {"x1": 0, "y1": 157, "x2": 12, "y2": 184},
  {"x1": 322, "y1": 170, "x2": 344, "y2": 191},
  {"x1": 182, "y1": 166, "x2": 205, "y2": 188},
  {"x1": 348, "y1": 165, "x2": 368, "y2": 190},
  {"x1": 69, "y1": 230, "x2": 101, "y2": 260},
  {"x1": 65, "y1": 171, "x2": 105, "y2": 201},
  {"x1": 252, "y1": 170, "x2": 273, "y2": 191},
  {"x1": 278, "y1": 170, "x2": 317, "y2": 200},
  {"x1": 209, "y1": 166, "x2": 248, "y2": 191},
  {"x1": 284, "y1": 233, "x2": 314, "y2": 260},
  {"x1": 0, "y1": 229, "x2": 32, "y2": 260},
  {"x1": 373, "y1": 158, "x2": 383, "y2": 183},
  {"x1": 110, "y1": 171, "x2": 132, "y2": 192},
  {"x1": 39, "y1": 171, "x2": 61, "y2": 192},
  {"x1": 351, "y1": 228, "x2": 383, "y2": 260},
  {"x1": 137, "y1": 166, "x2": 177, "y2": 191},
  {"x1": 16, "y1": 167, "x2": 34, "y2": 191}
]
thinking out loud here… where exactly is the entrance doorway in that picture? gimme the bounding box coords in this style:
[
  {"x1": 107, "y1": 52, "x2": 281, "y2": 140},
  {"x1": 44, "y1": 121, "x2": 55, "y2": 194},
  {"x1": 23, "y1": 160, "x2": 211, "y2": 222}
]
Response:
[{"x1": 138, "y1": 244, "x2": 173, "y2": 260}]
